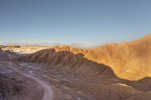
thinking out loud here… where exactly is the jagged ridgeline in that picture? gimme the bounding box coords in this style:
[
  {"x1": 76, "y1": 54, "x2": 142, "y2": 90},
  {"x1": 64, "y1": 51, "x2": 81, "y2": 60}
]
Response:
[
  {"x1": 18, "y1": 46, "x2": 115, "y2": 77},
  {"x1": 18, "y1": 34, "x2": 151, "y2": 80}
]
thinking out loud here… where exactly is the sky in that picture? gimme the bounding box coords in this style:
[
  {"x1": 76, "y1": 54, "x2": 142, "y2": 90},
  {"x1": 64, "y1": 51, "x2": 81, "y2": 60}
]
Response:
[{"x1": 0, "y1": 0, "x2": 151, "y2": 45}]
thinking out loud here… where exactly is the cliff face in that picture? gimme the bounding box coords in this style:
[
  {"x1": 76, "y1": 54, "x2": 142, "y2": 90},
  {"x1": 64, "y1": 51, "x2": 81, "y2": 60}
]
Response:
[{"x1": 19, "y1": 34, "x2": 151, "y2": 80}]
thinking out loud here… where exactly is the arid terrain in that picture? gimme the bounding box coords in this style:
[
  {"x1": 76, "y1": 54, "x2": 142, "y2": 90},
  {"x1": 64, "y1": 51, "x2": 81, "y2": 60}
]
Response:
[
  {"x1": 1, "y1": 34, "x2": 151, "y2": 100},
  {"x1": 1, "y1": 45, "x2": 50, "y2": 54}
]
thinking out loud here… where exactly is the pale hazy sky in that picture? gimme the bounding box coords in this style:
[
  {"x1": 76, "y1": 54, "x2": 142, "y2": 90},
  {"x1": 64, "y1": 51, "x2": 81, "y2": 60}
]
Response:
[{"x1": 0, "y1": 0, "x2": 151, "y2": 45}]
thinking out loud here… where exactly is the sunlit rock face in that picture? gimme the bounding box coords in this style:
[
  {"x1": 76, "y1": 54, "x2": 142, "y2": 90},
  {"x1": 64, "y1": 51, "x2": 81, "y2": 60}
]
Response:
[
  {"x1": 85, "y1": 34, "x2": 151, "y2": 80},
  {"x1": 18, "y1": 34, "x2": 151, "y2": 80}
]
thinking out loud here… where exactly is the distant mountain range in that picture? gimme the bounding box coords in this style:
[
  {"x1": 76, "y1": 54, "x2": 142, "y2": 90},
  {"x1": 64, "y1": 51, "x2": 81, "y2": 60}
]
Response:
[{"x1": 1, "y1": 43, "x2": 99, "y2": 48}]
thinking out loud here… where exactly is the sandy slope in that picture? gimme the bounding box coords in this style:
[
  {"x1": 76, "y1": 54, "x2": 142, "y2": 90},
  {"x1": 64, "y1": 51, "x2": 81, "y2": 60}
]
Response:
[
  {"x1": 0, "y1": 61, "x2": 45, "y2": 100},
  {"x1": 0, "y1": 48, "x2": 54, "y2": 100},
  {"x1": 8, "y1": 62, "x2": 53, "y2": 100},
  {"x1": 85, "y1": 34, "x2": 151, "y2": 80},
  {"x1": 16, "y1": 61, "x2": 151, "y2": 100}
]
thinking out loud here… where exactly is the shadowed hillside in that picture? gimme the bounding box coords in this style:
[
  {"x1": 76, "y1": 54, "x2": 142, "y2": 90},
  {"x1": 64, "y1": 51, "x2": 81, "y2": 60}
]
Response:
[{"x1": 19, "y1": 48, "x2": 115, "y2": 77}]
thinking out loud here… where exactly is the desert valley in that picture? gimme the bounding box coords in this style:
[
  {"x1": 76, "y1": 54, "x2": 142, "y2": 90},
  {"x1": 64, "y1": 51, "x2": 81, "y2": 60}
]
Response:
[{"x1": 0, "y1": 34, "x2": 151, "y2": 100}]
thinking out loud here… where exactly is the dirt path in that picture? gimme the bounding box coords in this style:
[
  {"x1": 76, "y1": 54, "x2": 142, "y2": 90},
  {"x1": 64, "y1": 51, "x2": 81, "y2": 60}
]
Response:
[{"x1": 8, "y1": 62, "x2": 53, "y2": 100}]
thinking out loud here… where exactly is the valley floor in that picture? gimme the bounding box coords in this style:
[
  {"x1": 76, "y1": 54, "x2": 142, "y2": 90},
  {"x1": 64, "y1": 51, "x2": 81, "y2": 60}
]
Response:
[
  {"x1": 1, "y1": 60, "x2": 151, "y2": 100},
  {"x1": 0, "y1": 61, "x2": 53, "y2": 100}
]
